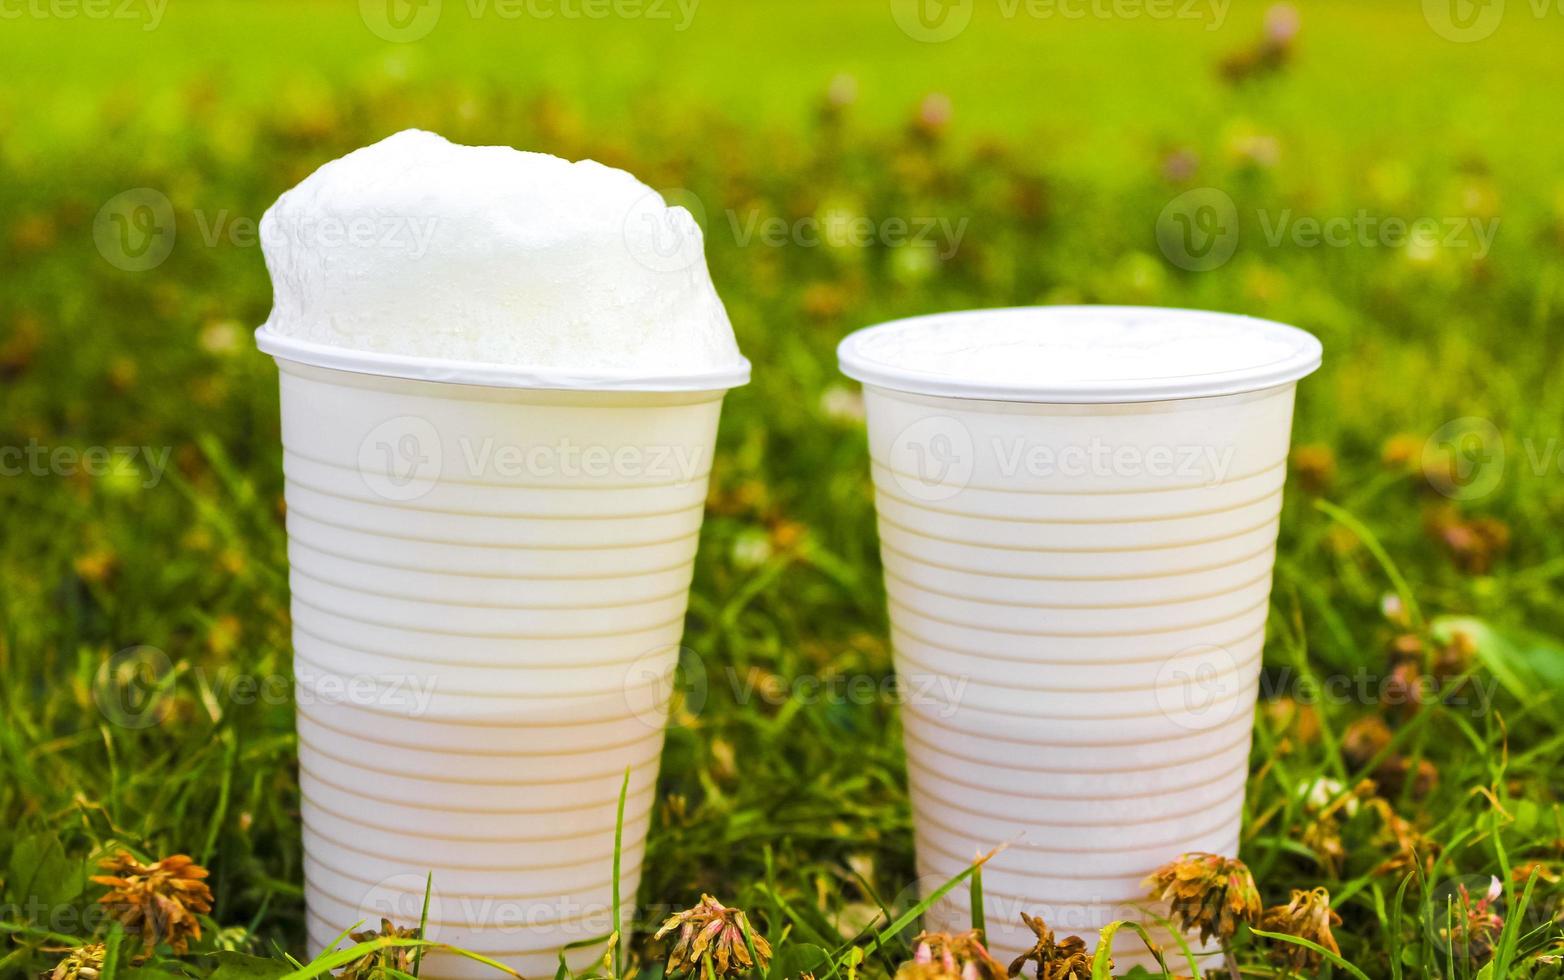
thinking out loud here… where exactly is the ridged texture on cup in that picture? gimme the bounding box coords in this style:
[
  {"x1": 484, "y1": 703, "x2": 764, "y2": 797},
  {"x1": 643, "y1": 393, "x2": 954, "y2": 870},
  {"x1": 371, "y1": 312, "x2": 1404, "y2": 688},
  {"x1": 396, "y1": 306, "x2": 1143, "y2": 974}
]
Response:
[
  {"x1": 275, "y1": 362, "x2": 726, "y2": 979},
  {"x1": 863, "y1": 384, "x2": 1297, "y2": 970}
]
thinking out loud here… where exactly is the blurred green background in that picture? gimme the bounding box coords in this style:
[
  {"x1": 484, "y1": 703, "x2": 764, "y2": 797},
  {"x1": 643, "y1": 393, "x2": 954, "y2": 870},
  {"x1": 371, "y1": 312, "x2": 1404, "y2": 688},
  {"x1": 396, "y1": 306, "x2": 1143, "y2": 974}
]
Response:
[{"x1": 5, "y1": 1, "x2": 1564, "y2": 977}]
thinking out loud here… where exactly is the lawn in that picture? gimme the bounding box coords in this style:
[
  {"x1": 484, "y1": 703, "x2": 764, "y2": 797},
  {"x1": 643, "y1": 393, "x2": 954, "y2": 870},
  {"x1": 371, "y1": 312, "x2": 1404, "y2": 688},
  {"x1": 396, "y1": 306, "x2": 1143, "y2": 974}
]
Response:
[{"x1": 3, "y1": 1, "x2": 1564, "y2": 977}]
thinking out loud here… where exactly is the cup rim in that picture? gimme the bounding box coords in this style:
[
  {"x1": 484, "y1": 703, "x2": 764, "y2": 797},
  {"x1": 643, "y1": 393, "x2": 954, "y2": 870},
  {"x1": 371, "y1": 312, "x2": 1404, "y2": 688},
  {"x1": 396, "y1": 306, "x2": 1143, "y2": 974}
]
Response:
[
  {"x1": 255, "y1": 326, "x2": 752, "y2": 392},
  {"x1": 837, "y1": 305, "x2": 1322, "y2": 404}
]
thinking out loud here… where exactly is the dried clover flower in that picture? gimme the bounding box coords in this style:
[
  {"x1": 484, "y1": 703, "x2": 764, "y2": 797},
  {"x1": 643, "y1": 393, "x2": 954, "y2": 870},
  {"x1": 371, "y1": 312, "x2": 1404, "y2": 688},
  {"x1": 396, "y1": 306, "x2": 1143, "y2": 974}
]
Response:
[
  {"x1": 1145, "y1": 853, "x2": 1261, "y2": 946},
  {"x1": 1367, "y1": 797, "x2": 1440, "y2": 878},
  {"x1": 1261, "y1": 888, "x2": 1341, "y2": 969},
  {"x1": 91, "y1": 852, "x2": 213, "y2": 956},
  {"x1": 1297, "y1": 778, "x2": 1373, "y2": 876},
  {"x1": 338, "y1": 918, "x2": 421, "y2": 980},
  {"x1": 1514, "y1": 862, "x2": 1562, "y2": 886},
  {"x1": 1289, "y1": 444, "x2": 1336, "y2": 494},
  {"x1": 894, "y1": 929, "x2": 1008, "y2": 980},
  {"x1": 47, "y1": 944, "x2": 106, "y2": 980},
  {"x1": 656, "y1": 895, "x2": 772, "y2": 978},
  {"x1": 1006, "y1": 914, "x2": 1094, "y2": 980}
]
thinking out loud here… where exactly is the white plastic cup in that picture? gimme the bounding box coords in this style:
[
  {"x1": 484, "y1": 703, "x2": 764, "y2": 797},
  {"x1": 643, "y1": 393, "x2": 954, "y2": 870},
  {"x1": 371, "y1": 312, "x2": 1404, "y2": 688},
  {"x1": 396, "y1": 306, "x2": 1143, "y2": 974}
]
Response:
[
  {"x1": 257, "y1": 329, "x2": 748, "y2": 978},
  {"x1": 839, "y1": 306, "x2": 1321, "y2": 972}
]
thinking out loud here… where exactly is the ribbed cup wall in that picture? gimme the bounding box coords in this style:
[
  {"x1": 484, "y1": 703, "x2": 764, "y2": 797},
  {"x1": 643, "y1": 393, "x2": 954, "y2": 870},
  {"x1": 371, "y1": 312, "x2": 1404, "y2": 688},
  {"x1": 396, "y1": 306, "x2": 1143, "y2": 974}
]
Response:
[
  {"x1": 863, "y1": 383, "x2": 1296, "y2": 972},
  {"x1": 276, "y1": 362, "x2": 727, "y2": 979}
]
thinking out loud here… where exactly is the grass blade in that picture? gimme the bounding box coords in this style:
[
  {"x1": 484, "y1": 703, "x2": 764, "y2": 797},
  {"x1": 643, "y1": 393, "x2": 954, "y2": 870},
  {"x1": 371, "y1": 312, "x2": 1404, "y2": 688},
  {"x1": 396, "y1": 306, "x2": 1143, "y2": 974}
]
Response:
[
  {"x1": 1314, "y1": 499, "x2": 1423, "y2": 628},
  {"x1": 1388, "y1": 872, "x2": 1414, "y2": 980},
  {"x1": 99, "y1": 923, "x2": 126, "y2": 980},
  {"x1": 611, "y1": 766, "x2": 630, "y2": 979},
  {"x1": 860, "y1": 848, "x2": 998, "y2": 960},
  {"x1": 1251, "y1": 928, "x2": 1372, "y2": 980},
  {"x1": 414, "y1": 872, "x2": 434, "y2": 978},
  {"x1": 968, "y1": 864, "x2": 985, "y2": 939},
  {"x1": 1090, "y1": 921, "x2": 1170, "y2": 980},
  {"x1": 274, "y1": 938, "x2": 519, "y2": 980}
]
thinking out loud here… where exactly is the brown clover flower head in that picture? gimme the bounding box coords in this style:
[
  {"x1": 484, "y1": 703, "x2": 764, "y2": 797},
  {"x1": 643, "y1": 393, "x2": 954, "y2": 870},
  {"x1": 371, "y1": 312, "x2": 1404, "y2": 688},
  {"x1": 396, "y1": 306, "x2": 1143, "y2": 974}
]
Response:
[
  {"x1": 1514, "y1": 862, "x2": 1562, "y2": 886},
  {"x1": 48, "y1": 944, "x2": 106, "y2": 980},
  {"x1": 1261, "y1": 888, "x2": 1341, "y2": 969},
  {"x1": 91, "y1": 852, "x2": 213, "y2": 956},
  {"x1": 1289, "y1": 444, "x2": 1337, "y2": 494},
  {"x1": 1368, "y1": 797, "x2": 1440, "y2": 878},
  {"x1": 1006, "y1": 914, "x2": 1094, "y2": 980},
  {"x1": 1381, "y1": 433, "x2": 1423, "y2": 472},
  {"x1": 656, "y1": 895, "x2": 772, "y2": 978},
  {"x1": 339, "y1": 918, "x2": 421, "y2": 980},
  {"x1": 893, "y1": 929, "x2": 1007, "y2": 980},
  {"x1": 1342, "y1": 715, "x2": 1394, "y2": 770},
  {"x1": 1424, "y1": 508, "x2": 1511, "y2": 575},
  {"x1": 1298, "y1": 778, "x2": 1374, "y2": 877},
  {"x1": 1145, "y1": 853, "x2": 1261, "y2": 946}
]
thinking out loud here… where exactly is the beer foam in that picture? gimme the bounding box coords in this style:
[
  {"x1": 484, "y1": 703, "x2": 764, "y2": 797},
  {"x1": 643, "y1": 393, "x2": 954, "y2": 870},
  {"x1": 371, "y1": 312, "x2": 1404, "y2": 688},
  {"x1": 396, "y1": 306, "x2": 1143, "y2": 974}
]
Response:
[{"x1": 259, "y1": 129, "x2": 744, "y2": 376}]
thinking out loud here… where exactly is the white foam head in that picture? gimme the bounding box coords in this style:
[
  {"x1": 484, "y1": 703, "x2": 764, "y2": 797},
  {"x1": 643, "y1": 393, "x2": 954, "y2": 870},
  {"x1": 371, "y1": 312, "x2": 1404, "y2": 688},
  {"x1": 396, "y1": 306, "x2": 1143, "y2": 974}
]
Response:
[{"x1": 258, "y1": 130, "x2": 744, "y2": 380}]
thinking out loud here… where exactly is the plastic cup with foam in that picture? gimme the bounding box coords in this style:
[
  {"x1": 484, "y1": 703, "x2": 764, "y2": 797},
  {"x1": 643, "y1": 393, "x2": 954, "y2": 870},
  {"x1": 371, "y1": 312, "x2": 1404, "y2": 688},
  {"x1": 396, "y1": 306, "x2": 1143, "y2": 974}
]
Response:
[
  {"x1": 837, "y1": 306, "x2": 1321, "y2": 970},
  {"x1": 252, "y1": 130, "x2": 748, "y2": 978}
]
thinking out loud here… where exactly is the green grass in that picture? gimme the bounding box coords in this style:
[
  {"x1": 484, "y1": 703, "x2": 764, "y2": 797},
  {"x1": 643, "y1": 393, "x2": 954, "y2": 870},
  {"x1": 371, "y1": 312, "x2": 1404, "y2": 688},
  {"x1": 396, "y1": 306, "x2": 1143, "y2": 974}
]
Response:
[{"x1": 4, "y1": 2, "x2": 1564, "y2": 978}]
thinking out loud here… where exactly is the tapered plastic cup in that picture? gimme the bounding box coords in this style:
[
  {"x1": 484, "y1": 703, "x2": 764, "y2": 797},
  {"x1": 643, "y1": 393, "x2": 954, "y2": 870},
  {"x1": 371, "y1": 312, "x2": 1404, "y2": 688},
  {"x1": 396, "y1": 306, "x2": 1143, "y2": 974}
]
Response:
[
  {"x1": 257, "y1": 329, "x2": 748, "y2": 978},
  {"x1": 839, "y1": 306, "x2": 1320, "y2": 971}
]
